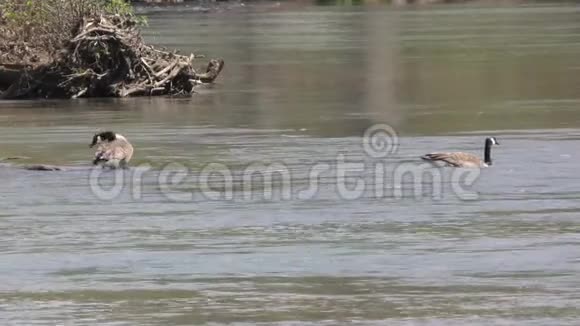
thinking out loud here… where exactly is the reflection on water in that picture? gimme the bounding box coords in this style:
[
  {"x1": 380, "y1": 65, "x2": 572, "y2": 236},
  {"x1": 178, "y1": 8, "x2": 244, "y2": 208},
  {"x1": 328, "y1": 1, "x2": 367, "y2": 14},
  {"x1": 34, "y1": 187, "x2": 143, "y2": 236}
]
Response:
[{"x1": 2, "y1": 3, "x2": 580, "y2": 325}]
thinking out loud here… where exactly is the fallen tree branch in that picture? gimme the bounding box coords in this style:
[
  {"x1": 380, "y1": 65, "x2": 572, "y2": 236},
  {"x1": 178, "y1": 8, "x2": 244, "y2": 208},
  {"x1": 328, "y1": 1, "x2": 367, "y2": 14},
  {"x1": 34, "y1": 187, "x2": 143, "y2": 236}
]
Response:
[
  {"x1": 154, "y1": 60, "x2": 178, "y2": 78},
  {"x1": 1, "y1": 15, "x2": 224, "y2": 99},
  {"x1": 21, "y1": 164, "x2": 64, "y2": 171},
  {"x1": 195, "y1": 59, "x2": 225, "y2": 83},
  {"x1": 0, "y1": 156, "x2": 31, "y2": 162}
]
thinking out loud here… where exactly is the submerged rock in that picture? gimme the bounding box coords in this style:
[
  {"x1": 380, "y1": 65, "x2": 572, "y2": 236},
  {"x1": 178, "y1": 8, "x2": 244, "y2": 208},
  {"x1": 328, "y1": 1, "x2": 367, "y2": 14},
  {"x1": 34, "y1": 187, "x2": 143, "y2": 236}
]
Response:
[{"x1": 21, "y1": 165, "x2": 64, "y2": 171}]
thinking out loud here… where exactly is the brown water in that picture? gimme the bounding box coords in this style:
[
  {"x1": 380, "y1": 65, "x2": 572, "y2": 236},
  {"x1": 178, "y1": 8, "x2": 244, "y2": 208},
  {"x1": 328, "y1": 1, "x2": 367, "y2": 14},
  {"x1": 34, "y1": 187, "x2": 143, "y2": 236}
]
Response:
[{"x1": 2, "y1": 2, "x2": 580, "y2": 325}]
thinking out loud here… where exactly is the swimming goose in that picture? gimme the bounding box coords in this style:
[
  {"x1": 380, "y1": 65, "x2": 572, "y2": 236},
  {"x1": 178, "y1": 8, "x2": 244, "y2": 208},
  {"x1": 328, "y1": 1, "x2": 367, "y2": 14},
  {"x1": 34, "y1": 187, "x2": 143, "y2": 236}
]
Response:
[
  {"x1": 90, "y1": 131, "x2": 134, "y2": 169},
  {"x1": 421, "y1": 137, "x2": 499, "y2": 168}
]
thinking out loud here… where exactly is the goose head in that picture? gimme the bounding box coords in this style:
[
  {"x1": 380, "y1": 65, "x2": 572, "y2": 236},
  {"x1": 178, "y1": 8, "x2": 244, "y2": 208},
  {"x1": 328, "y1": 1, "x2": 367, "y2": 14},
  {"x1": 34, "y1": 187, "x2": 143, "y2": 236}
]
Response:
[
  {"x1": 90, "y1": 131, "x2": 117, "y2": 148},
  {"x1": 486, "y1": 137, "x2": 499, "y2": 146}
]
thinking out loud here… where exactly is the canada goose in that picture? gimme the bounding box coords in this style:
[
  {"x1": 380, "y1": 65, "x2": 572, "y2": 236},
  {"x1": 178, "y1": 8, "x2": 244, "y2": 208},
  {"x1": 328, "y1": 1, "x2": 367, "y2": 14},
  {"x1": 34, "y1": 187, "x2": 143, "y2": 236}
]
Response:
[
  {"x1": 89, "y1": 131, "x2": 134, "y2": 169},
  {"x1": 421, "y1": 137, "x2": 499, "y2": 168}
]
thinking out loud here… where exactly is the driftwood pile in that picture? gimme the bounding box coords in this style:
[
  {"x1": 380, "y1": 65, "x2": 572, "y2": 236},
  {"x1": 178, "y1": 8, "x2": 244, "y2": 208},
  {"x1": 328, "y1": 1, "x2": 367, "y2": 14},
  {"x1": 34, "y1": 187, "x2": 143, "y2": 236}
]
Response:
[{"x1": 0, "y1": 14, "x2": 224, "y2": 99}]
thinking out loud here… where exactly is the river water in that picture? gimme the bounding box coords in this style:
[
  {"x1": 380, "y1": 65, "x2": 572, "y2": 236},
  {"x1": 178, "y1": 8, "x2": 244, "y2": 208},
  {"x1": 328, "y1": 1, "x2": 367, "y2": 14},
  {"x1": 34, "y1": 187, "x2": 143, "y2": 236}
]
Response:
[{"x1": 2, "y1": 2, "x2": 580, "y2": 325}]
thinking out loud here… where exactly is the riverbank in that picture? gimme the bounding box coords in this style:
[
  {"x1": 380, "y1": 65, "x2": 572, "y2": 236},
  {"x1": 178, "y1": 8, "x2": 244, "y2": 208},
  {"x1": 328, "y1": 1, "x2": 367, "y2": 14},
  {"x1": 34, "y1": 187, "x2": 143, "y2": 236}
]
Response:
[
  {"x1": 0, "y1": 1, "x2": 224, "y2": 99},
  {"x1": 0, "y1": 16, "x2": 224, "y2": 99}
]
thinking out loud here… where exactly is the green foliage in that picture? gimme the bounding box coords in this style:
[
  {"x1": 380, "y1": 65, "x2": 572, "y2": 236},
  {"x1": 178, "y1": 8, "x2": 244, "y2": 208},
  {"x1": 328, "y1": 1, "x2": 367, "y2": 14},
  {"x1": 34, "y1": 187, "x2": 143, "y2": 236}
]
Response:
[
  {"x1": 0, "y1": 0, "x2": 146, "y2": 58},
  {"x1": 105, "y1": 0, "x2": 133, "y2": 15},
  {"x1": 104, "y1": 0, "x2": 148, "y2": 26}
]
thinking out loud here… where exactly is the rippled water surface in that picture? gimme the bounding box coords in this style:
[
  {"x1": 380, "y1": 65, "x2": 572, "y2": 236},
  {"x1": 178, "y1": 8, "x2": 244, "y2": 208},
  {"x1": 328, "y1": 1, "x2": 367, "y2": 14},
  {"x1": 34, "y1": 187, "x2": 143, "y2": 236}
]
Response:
[{"x1": 2, "y1": 3, "x2": 580, "y2": 325}]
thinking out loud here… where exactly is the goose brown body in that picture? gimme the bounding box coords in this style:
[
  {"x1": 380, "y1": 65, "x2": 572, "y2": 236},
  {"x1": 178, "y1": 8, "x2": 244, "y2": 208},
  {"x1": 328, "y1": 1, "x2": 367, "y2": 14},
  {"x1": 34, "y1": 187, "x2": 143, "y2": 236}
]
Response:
[
  {"x1": 421, "y1": 152, "x2": 486, "y2": 168},
  {"x1": 90, "y1": 132, "x2": 134, "y2": 169},
  {"x1": 421, "y1": 137, "x2": 499, "y2": 168}
]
